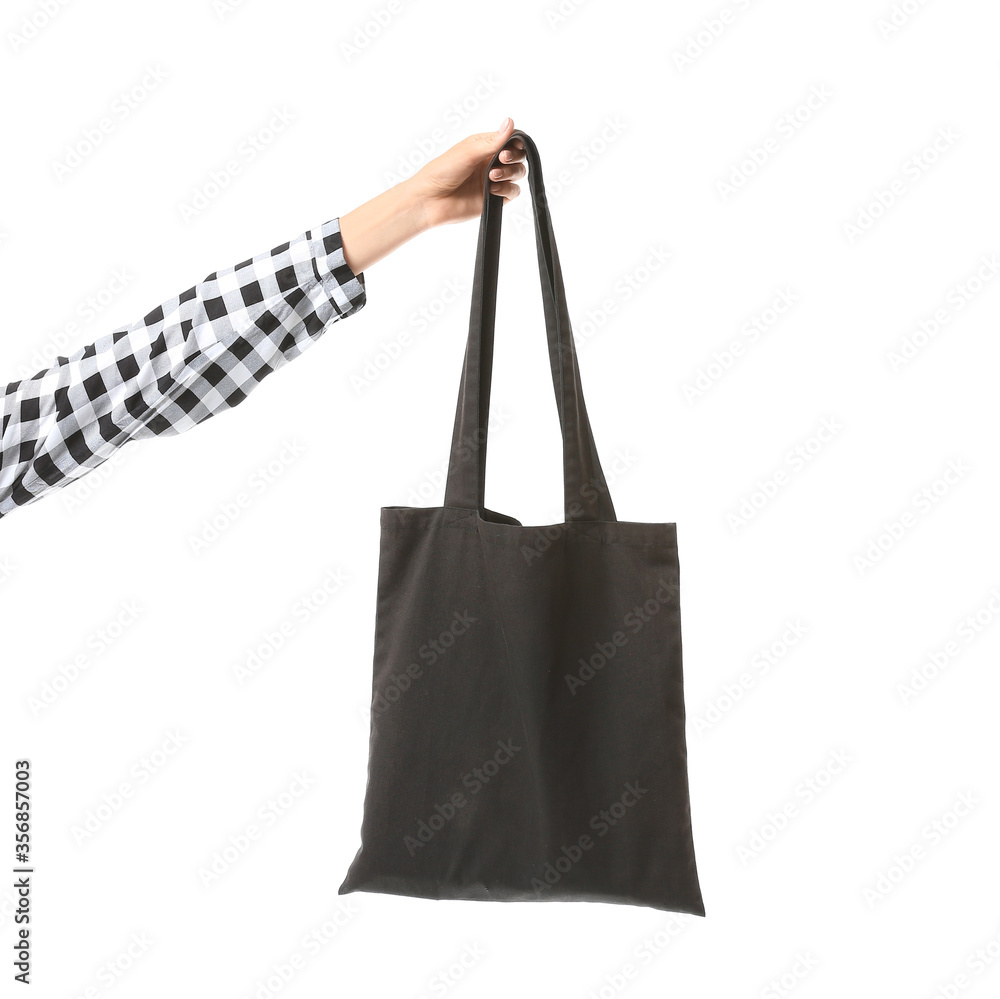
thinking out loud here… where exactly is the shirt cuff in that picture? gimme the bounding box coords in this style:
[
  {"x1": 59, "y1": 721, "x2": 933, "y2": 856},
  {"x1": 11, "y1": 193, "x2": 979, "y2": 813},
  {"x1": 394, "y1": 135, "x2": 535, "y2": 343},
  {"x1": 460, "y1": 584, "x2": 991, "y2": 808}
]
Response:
[{"x1": 312, "y1": 217, "x2": 366, "y2": 319}]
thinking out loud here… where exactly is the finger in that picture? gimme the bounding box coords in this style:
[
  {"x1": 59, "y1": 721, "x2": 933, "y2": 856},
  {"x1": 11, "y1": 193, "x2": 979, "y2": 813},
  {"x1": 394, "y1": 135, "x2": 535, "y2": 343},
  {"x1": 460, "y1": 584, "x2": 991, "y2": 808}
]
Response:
[
  {"x1": 498, "y1": 141, "x2": 526, "y2": 164},
  {"x1": 489, "y1": 161, "x2": 527, "y2": 182},
  {"x1": 489, "y1": 180, "x2": 521, "y2": 200}
]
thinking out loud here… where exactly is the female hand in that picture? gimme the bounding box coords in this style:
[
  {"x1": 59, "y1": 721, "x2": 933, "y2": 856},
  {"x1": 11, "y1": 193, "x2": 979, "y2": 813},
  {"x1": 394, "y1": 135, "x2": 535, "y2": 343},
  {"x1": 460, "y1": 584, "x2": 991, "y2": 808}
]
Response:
[
  {"x1": 339, "y1": 118, "x2": 528, "y2": 274},
  {"x1": 413, "y1": 117, "x2": 527, "y2": 229}
]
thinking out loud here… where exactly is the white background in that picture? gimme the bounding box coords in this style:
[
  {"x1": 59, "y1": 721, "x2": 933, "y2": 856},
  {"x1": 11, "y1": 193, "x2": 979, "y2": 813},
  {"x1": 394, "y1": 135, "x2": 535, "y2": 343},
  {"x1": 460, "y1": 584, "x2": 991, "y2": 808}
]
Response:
[{"x1": 2, "y1": 0, "x2": 1000, "y2": 996}]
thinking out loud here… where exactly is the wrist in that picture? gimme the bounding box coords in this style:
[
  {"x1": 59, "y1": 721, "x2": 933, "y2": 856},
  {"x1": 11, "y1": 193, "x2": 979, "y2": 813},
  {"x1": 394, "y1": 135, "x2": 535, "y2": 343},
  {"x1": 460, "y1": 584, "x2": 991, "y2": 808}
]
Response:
[{"x1": 340, "y1": 176, "x2": 432, "y2": 274}]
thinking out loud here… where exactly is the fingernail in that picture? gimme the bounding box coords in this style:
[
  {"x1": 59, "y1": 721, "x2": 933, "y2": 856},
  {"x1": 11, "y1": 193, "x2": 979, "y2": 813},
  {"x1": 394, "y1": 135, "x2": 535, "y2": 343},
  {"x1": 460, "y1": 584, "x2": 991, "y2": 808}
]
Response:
[{"x1": 497, "y1": 116, "x2": 510, "y2": 133}]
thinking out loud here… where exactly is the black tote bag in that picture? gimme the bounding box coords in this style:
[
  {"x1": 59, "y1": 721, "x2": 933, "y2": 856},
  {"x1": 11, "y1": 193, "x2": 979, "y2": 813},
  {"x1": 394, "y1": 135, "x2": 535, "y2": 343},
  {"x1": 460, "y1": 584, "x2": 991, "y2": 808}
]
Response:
[{"x1": 339, "y1": 129, "x2": 705, "y2": 916}]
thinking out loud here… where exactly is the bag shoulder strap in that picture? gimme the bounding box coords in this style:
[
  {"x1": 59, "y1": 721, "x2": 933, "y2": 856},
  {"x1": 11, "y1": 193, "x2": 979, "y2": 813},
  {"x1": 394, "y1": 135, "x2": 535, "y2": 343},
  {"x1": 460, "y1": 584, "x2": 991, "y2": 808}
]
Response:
[{"x1": 443, "y1": 129, "x2": 617, "y2": 523}]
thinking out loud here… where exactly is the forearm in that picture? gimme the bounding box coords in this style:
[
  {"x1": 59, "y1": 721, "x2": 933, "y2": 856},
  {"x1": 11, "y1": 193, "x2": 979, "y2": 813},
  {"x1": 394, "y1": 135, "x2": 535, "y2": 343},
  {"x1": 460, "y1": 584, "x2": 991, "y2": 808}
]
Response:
[
  {"x1": 339, "y1": 176, "x2": 430, "y2": 275},
  {"x1": 0, "y1": 217, "x2": 365, "y2": 519}
]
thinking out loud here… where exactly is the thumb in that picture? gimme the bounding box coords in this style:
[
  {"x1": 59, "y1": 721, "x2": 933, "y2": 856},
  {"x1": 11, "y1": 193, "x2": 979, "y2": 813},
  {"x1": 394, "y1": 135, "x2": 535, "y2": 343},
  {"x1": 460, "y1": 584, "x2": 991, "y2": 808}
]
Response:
[
  {"x1": 458, "y1": 117, "x2": 514, "y2": 166},
  {"x1": 492, "y1": 116, "x2": 513, "y2": 143}
]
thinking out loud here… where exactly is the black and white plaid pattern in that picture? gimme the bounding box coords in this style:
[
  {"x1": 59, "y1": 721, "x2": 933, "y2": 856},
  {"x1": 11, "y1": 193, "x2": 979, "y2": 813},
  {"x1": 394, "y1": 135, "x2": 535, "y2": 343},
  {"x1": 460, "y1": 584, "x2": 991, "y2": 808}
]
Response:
[{"x1": 0, "y1": 216, "x2": 366, "y2": 519}]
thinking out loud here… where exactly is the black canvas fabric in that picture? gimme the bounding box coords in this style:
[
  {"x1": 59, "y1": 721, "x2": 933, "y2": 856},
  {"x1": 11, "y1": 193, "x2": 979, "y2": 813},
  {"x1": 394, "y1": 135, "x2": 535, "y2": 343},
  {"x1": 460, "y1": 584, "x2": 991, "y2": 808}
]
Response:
[{"x1": 339, "y1": 129, "x2": 705, "y2": 915}]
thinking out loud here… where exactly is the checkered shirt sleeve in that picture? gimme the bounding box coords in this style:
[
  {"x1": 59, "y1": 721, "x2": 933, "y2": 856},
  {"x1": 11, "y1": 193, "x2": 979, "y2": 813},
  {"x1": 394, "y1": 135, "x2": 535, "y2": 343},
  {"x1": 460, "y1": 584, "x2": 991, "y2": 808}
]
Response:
[{"x1": 0, "y1": 216, "x2": 366, "y2": 519}]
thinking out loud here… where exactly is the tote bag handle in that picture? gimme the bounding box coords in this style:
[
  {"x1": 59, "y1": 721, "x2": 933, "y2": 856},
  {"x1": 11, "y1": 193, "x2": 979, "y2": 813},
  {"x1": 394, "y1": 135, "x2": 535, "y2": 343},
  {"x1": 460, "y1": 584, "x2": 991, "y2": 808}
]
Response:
[{"x1": 443, "y1": 129, "x2": 617, "y2": 523}]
